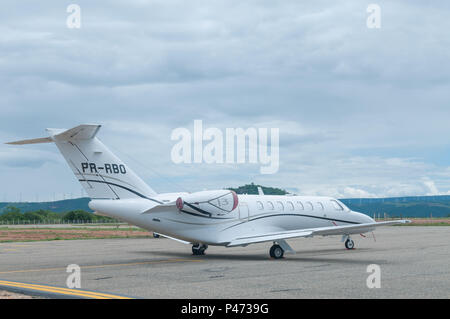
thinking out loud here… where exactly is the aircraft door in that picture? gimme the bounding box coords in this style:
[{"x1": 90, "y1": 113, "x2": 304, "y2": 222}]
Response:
[{"x1": 239, "y1": 202, "x2": 249, "y2": 221}]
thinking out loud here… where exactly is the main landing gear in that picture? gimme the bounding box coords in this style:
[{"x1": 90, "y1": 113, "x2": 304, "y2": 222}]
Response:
[
  {"x1": 269, "y1": 244, "x2": 284, "y2": 259},
  {"x1": 192, "y1": 243, "x2": 208, "y2": 255},
  {"x1": 269, "y1": 240, "x2": 295, "y2": 259}
]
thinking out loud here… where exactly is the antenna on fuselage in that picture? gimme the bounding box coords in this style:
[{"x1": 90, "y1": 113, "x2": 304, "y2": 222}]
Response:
[{"x1": 257, "y1": 186, "x2": 264, "y2": 195}]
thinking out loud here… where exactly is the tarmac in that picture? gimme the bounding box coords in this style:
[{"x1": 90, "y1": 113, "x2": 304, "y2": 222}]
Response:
[{"x1": 0, "y1": 226, "x2": 448, "y2": 298}]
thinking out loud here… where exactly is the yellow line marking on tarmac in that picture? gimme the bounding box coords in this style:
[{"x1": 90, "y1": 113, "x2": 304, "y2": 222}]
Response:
[
  {"x1": 0, "y1": 258, "x2": 203, "y2": 275},
  {"x1": 0, "y1": 280, "x2": 131, "y2": 299}
]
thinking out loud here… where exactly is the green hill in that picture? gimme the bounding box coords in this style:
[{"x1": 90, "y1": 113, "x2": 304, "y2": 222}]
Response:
[
  {"x1": 0, "y1": 198, "x2": 92, "y2": 214},
  {"x1": 340, "y1": 196, "x2": 450, "y2": 218},
  {"x1": 227, "y1": 183, "x2": 288, "y2": 195},
  {"x1": 227, "y1": 184, "x2": 450, "y2": 217}
]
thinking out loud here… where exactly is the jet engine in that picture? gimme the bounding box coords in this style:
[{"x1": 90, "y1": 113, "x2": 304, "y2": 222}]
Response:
[{"x1": 176, "y1": 190, "x2": 238, "y2": 217}]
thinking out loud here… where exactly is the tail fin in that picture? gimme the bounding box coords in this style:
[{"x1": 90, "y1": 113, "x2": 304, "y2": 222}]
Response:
[{"x1": 6, "y1": 124, "x2": 157, "y2": 200}]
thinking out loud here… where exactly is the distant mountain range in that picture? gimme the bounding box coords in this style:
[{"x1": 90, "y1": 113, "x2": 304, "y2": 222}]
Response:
[
  {"x1": 0, "y1": 198, "x2": 92, "y2": 214},
  {"x1": 227, "y1": 184, "x2": 450, "y2": 217},
  {"x1": 1, "y1": 184, "x2": 450, "y2": 218},
  {"x1": 340, "y1": 196, "x2": 450, "y2": 218}
]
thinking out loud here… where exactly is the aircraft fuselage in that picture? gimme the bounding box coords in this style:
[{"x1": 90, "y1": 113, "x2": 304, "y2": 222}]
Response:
[{"x1": 89, "y1": 194, "x2": 374, "y2": 245}]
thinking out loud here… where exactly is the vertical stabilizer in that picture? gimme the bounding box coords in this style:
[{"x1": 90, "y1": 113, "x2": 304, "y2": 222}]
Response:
[{"x1": 7, "y1": 124, "x2": 157, "y2": 200}]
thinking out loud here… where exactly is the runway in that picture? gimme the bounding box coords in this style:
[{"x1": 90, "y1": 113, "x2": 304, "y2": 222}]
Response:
[{"x1": 0, "y1": 226, "x2": 449, "y2": 298}]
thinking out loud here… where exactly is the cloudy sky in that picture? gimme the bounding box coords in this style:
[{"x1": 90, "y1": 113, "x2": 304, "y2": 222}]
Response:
[{"x1": 1, "y1": 0, "x2": 450, "y2": 202}]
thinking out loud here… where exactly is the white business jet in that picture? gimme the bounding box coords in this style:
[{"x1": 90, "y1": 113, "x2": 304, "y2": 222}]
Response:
[{"x1": 7, "y1": 124, "x2": 409, "y2": 259}]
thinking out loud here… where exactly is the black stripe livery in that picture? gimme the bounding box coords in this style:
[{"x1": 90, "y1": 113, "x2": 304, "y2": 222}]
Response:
[{"x1": 78, "y1": 179, "x2": 163, "y2": 204}]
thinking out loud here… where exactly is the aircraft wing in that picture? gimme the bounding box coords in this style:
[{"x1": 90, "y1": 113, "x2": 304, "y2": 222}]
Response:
[
  {"x1": 157, "y1": 233, "x2": 191, "y2": 245},
  {"x1": 226, "y1": 220, "x2": 410, "y2": 247}
]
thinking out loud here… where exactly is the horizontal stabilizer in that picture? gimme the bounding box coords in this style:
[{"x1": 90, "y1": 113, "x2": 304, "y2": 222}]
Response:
[
  {"x1": 6, "y1": 124, "x2": 101, "y2": 145},
  {"x1": 6, "y1": 137, "x2": 53, "y2": 145}
]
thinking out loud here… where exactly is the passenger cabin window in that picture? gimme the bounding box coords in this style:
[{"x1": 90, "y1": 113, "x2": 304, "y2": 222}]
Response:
[
  {"x1": 286, "y1": 201, "x2": 294, "y2": 211},
  {"x1": 267, "y1": 201, "x2": 275, "y2": 210},
  {"x1": 276, "y1": 201, "x2": 284, "y2": 211},
  {"x1": 305, "y1": 201, "x2": 313, "y2": 211},
  {"x1": 317, "y1": 202, "x2": 324, "y2": 210},
  {"x1": 256, "y1": 201, "x2": 264, "y2": 210},
  {"x1": 331, "y1": 200, "x2": 344, "y2": 211},
  {"x1": 296, "y1": 201, "x2": 304, "y2": 210}
]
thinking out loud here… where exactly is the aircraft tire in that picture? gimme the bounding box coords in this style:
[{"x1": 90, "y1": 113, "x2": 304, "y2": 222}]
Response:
[
  {"x1": 192, "y1": 244, "x2": 207, "y2": 255},
  {"x1": 345, "y1": 238, "x2": 355, "y2": 250},
  {"x1": 192, "y1": 244, "x2": 200, "y2": 255},
  {"x1": 270, "y1": 244, "x2": 284, "y2": 259}
]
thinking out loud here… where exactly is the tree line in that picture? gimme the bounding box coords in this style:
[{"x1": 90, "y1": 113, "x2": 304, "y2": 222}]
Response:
[
  {"x1": 227, "y1": 183, "x2": 288, "y2": 195},
  {"x1": 0, "y1": 206, "x2": 117, "y2": 223}
]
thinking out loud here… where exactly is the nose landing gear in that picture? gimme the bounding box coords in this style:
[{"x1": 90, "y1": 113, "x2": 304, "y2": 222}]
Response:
[{"x1": 344, "y1": 237, "x2": 355, "y2": 250}]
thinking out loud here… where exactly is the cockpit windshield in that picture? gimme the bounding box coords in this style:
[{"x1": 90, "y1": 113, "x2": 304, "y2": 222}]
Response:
[{"x1": 330, "y1": 199, "x2": 348, "y2": 212}]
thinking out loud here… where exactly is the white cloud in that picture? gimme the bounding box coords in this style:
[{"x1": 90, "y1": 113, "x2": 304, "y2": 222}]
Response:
[
  {"x1": 342, "y1": 187, "x2": 376, "y2": 198},
  {"x1": 1, "y1": 1, "x2": 450, "y2": 200},
  {"x1": 423, "y1": 178, "x2": 439, "y2": 196}
]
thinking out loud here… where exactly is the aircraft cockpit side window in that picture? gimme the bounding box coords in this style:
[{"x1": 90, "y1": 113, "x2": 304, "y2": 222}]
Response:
[
  {"x1": 267, "y1": 201, "x2": 275, "y2": 210},
  {"x1": 305, "y1": 201, "x2": 313, "y2": 210},
  {"x1": 317, "y1": 202, "x2": 324, "y2": 210},
  {"x1": 330, "y1": 200, "x2": 344, "y2": 211},
  {"x1": 256, "y1": 201, "x2": 264, "y2": 210},
  {"x1": 296, "y1": 201, "x2": 304, "y2": 210}
]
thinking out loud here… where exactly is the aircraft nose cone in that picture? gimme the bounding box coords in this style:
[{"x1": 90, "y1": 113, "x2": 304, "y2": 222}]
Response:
[
  {"x1": 353, "y1": 211, "x2": 375, "y2": 223},
  {"x1": 362, "y1": 213, "x2": 375, "y2": 223}
]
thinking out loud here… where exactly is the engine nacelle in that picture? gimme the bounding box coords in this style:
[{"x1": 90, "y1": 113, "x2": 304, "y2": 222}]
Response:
[{"x1": 176, "y1": 190, "x2": 238, "y2": 217}]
